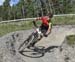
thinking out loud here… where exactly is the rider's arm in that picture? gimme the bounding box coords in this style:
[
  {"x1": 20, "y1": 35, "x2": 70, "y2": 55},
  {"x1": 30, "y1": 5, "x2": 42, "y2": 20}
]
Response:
[
  {"x1": 46, "y1": 22, "x2": 52, "y2": 35},
  {"x1": 33, "y1": 20, "x2": 38, "y2": 28},
  {"x1": 33, "y1": 17, "x2": 42, "y2": 28}
]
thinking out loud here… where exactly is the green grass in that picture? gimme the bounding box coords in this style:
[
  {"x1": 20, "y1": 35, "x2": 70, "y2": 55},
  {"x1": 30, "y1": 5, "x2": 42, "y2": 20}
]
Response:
[
  {"x1": 0, "y1": 20, "x2": 42, "y2": 37},
  {"x1": 66, "y1": 35, "x2": 75, "y2": 45},
  {"x1": 0, "y1": 21, "x2": 34, "y2": 37},
  {"x1": 52, "y1": 16, "x2": 75, "y2": 25},
  {"x1": 0, "y1": 15, "x2": 75, "y2": 37}
]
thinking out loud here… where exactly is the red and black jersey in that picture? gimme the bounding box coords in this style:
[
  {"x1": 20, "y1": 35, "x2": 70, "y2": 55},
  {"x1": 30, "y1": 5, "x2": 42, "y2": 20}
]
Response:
[{"x1": 36, "y1": 16, "x2": 50, "y2": 26}]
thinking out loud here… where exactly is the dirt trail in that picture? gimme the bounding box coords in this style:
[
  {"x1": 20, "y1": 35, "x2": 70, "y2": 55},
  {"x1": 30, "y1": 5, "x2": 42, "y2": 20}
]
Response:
[
  {"x1": 0, "y1": 25, "x2": 75, "y2": 62},
  {"x1": 36, "y1": 25, "x2": 75, "y2": 48}
]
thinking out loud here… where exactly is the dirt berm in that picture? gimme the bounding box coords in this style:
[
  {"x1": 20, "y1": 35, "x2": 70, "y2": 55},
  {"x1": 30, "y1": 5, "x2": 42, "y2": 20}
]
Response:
[{"x1": 0, "y1": 25, "x2": 75, "y2": 62}]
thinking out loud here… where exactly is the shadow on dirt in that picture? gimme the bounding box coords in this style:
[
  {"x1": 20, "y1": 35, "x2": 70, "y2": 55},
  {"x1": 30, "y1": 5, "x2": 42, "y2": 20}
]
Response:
[{"x1": 19, "y1": 46, "x2": 59, "y2": 58}]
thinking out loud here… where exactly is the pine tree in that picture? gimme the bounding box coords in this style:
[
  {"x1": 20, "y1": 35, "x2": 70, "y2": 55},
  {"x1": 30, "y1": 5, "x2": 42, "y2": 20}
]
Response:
[{"x1": 3, "y1": 0, "x2": 11, "y2": 20}]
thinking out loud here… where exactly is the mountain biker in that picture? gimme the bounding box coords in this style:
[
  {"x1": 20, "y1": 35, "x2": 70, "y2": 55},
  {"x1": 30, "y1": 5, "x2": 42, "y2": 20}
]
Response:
[
  {"x1": 33, "y1": 12, "x2": 53, "y2": 37},
  {"x1": 27, "y1": 13, "x2": 53, "y2": 49}
]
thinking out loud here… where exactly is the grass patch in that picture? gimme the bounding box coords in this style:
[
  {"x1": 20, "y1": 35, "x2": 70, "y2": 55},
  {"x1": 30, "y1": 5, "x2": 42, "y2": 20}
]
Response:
[
  {"x1": 52, "y1": 15, "x2": 75, "y2": 25},
  {"x1": 66, "y1": 35, "x2": 75, "y2": 45},
  {"x1": 0, "y1": 21, "x2": 41, "y2": 37},
  {"x1": 0, "y1": 20, "x2": 42, "y2": 37},
  {"x1": 0, "y1": 21, "x2": 34, "y2": 37}
]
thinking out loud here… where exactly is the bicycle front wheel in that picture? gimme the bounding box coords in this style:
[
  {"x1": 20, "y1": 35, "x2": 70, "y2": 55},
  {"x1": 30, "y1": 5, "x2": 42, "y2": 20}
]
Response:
[{"x1": 18, "y1": 33, "x2": 35, "y2": 51}]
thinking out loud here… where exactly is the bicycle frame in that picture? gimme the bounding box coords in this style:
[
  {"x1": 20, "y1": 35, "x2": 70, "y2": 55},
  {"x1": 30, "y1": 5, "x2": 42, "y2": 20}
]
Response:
[{"x1": 33, "y1": 28, "x2": 41, "y2": 34}]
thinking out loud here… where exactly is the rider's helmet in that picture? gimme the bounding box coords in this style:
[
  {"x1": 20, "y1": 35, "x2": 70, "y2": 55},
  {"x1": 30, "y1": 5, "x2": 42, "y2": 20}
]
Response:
[{"x1": 48, "y1": 12, "x2": 53, "y2": 18}]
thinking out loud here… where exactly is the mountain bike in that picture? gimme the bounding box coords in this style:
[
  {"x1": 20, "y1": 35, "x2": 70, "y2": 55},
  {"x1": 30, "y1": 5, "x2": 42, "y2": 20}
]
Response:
[{"x1": 18, "y1": 27, "x2": 43, "y2": 51}]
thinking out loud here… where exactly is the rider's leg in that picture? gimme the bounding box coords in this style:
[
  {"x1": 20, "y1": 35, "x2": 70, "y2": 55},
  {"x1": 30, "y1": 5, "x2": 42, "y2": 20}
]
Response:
[
  {"x1": 40, "y1": 25, "x2": 48, "y2": 36},
  {"x1": 46, "y1": 23, "x2": 52, "y2": 35}
]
